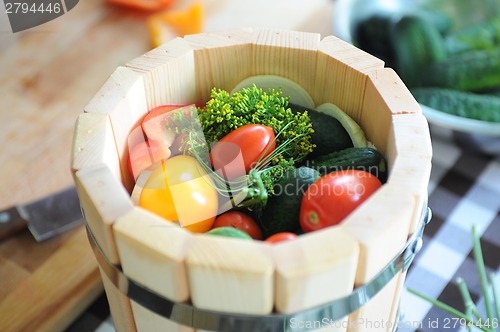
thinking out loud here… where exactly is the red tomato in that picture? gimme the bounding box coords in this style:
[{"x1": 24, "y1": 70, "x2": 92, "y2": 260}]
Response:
[
  {"x1": 142, "y1": 104, "x2": 193, "y2": 147},
  {"x1": 213, "y1": 211, "x2": 263, "y2": 240},
  {"x1": 210, "y1": 124, "x2": 276, "y2": 180},
  {"x1": 265, "y1": 232, "x2": 298, "y2": 244},
  {"x1": 300, "y1": 170, "x2": 382, "y2": 233},
  {"x1": 128, "y1": 139, "x2": 171, "y2": 181}
]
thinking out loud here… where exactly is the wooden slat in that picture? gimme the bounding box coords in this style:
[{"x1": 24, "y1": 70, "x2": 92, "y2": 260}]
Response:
[
  {"x1": 186, "y1": 235, "x2": 274, "y2": 314},
  {"x1": 84, "y1": 66, "x2": 149, "y2": 192},
  {"x1": 126, "y1": 38, "x2": 199, "y2": 108},
  {"x1": 74, "y1": 165, "x2": 133, "y2": 265},
  {"x1": 184, "y1": 28, "x2": 254, "y2": 103},
  {"x1": 71, "y1": 112, "x2": 121, "y2": 181},
  {"x1": 387, "y1": 271, "x2": 407, "y2": 332},
  {"x1": 131, "y1": 301, "x2": 193, "y2": 332},
  {"x1": 0, "y1": 228, "x2": 103, "y2": 332},
  {"x1": 273, "y1": 225, "x2": 359, "y2": 331},
  {"x1": 342, "y1": 186, "x2": 414, "y2": 276},
  {"x1": 316, "y1": 35, "x2": 384, "y2": 120},
  {"x1": 252, "y1": 29, "x2": 320, "y2": 104},
  {"x1": 386, "y1": 113, "x2": 432, "y2": 234},
  {"x1": 113, "y1": 207, "x2": 192, "y2": 302},
  {"x1": 360, "y1": 68, "x2": 422, "y2": 155},
  {"x1": 385, "y1": 114, "x2": 432, "y2": 331},
  {"x1": 342, "y1": 185, "x2": 415, "y2": 332},
  {"x1": 99, "y1": 265, "x2": 137, "y2": 332}
]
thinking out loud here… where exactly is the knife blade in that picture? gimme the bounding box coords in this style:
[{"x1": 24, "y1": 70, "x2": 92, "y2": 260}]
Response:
[{"x1": 0, "y1": 186, "x2": 84, "y2": 242}]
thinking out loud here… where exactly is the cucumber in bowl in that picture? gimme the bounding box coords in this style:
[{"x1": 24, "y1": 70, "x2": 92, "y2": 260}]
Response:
[{"x1": 334, "y1": 0, "x2": 500, "y2": 148}]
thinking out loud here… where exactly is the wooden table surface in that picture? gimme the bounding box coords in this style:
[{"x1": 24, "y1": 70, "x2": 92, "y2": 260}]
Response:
[{"x1": 0, "y1": 0, "x2": 334, "y2": 330}]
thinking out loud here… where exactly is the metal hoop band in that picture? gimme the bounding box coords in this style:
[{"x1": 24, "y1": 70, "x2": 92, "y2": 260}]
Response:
[{"x1": 86, "y1": 203, "x2": 431, "y2": 332}]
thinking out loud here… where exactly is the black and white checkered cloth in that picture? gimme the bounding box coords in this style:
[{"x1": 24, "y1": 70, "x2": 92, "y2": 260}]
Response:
[
  {"x1": 66, "y1": 126, "x2": 500, "y2": 332},
  {"x1": 400, "y1": 126, "x2": 500, "y2": 332}
]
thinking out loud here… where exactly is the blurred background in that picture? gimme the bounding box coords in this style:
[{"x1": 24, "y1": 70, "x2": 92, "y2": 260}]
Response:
[
  {"x1": 0, "y1": 0, "x2": 333, "y2": 206},
  {"x1": 1, "y1": 1, "x2": 499, "y2": 331}
]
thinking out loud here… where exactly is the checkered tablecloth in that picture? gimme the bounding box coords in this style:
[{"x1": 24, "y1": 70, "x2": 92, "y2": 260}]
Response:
[
  {"x1": 400, "y1": 126, "x2": 500, "y2": 332},
  {"x1": 66, "y1": 125, "x2": 500, "y2": 332}
]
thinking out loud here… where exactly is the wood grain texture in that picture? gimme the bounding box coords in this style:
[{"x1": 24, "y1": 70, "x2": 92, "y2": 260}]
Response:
[
  {"x1": 126, "y1": 37, "x2": 199, "y2": 108},
  {"x1": 113, "y1": 207, "x2": 193, "y2": 302},
  {"x1": 273, "y1": 225, "x2": 359, "y2": 322},
  {"x1": 186, "y1": 235, "x2": 274, "y2": 314},
  {"x1": 386, "y1": 113, "x2": 432, "y2": 234},
  {"x1": 253, "y1": 29, "x2": 320, "y2": 103},
  {"x1": 184, "y1": 29, "x2": 254, "y2": 103},
  {"x1": 131, "y1": 301, "x2": 194, "y2": 332},
  {"x1": 84, "y1": 66, "x2": 149, "y2": 192},
  {"x1": 99, "y1": 265, "x2": 137, "y2": 332},
  {"x1": 360, "y1": 68, "x2": 422, "y2": 156},
  {"x1": 342, "y1": 185, "x2": 415, "y2": 331},
  {"x1": 74, "y1": 164, "x2": 134, "y2": 265},
  {"x1": 71, "y1": 112, "x2": 121, "y2": 180},
  {"x1": 0, "y1": 228, "x2": 103, "y2": 332},
  {"x1": 316, "y1": 35, "x2": 384, "y2": 120}
]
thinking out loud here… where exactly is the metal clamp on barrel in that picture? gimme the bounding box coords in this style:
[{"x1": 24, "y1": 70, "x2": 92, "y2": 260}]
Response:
[{"x1": 86, "y1": 202, "x2": 432, "y2": 332}]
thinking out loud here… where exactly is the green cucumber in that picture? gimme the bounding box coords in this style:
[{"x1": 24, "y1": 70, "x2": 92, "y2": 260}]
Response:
[
  {"x1": 390, "y1": 14, "x2": 447, "y2": 87},
  {"x1": 289, "y1": 104, "x2": 354, "y2": 158},
  {"x1": 420, "y1": 48, "x2": 500, "y2": 91},
  {"x1": 258, "y1": 166, "x2": 320, "y2": 238},
  {"x1": 411, "y1": 87, "x2": 500, "y2": 122},
  {"x1": 306, "y1": 147, "x2": 388, "y2": 183},
  {"x1": 205, "y1": 227, "x2": 252, "y2": 240},
  {"x1": 354, "y1": 15, "x2": 397, "y2": 68},
  {"x1": 315, "y1": 103, "x2": 368, "y2": 148},
  {"x1": 444, "y1": 16, "x2": 500, "y2": 56}
]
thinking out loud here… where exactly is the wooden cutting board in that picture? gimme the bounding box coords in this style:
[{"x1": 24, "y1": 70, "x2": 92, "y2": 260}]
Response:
[
  {"x1": 0, "y1": 228, "x2": 103, "y2": 331},
  {"x1": 0, "y1": 0, "x2": 332, "y2": 330},
  {"x1": 0, "y1": 0, "x2": 153, "y2": 330}
]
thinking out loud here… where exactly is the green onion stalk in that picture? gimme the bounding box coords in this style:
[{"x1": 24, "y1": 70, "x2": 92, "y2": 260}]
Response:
[
  {"x1": 189, "y1": 121, "x2": 307, "y2": 210},
  {"x1": 408, "y1": 225, "x2": 500, "y2": 332}
]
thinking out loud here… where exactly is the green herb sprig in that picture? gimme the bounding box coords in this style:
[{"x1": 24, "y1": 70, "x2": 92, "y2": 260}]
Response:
[
  {"x1": 198, "y1": 85, "x2": 315, "y2": 164},
  {"x1": 408, "y1": 225, "x2": 500, "y2": 332}
]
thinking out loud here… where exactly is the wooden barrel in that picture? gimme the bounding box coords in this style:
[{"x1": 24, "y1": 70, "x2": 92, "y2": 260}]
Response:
[{"x1": 70, "y1": 28, "x2": 432, "y2": 332}]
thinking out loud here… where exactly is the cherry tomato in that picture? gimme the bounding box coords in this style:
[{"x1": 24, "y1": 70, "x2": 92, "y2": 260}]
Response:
[
  {"x1": 139, "y1": 155, "x2": 218, "y2": 233},
  {"x1": 300, "y1": 170, "x2": 382, "y2": 233},
  {"x1": 265, "y1": 232, "x2": 298, "y2": 244},
  {"x1": 210, "y1": 124, "x2": 276, "y2": 180},
  {"x1": 213, "y1": 211, "x2": 263, "y2": 240},
  {"x1": 128, "y1": 139, "x2": 171, "y2": 181},
  {"x1": 142, "y1": 105, "x2": 192, "y2": 147}
]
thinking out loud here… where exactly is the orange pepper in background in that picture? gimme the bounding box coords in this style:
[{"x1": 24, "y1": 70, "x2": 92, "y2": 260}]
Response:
[
  {"x1": 106, "y1": 0, "x2": 174, "y2": 11},
  {"x1": 147, "y1": 1, "x2": 204, "y2": 47}
]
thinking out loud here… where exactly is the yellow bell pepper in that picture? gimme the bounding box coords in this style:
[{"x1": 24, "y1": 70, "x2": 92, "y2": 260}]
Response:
[{"x1": 147, "y1": 1, "x2": 204, "y2": 48}]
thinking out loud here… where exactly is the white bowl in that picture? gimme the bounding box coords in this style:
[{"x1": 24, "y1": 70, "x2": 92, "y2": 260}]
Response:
[{"x1": 334, "y1": 0, "x2": 500, "y2": 150}]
